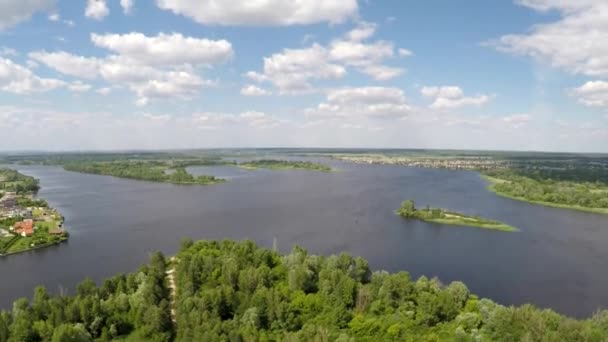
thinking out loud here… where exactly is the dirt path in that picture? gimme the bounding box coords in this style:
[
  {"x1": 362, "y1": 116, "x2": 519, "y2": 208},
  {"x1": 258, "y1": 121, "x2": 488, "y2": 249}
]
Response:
[{"x1": 166, "y1": 258, "x2": 177, "y2": 324}]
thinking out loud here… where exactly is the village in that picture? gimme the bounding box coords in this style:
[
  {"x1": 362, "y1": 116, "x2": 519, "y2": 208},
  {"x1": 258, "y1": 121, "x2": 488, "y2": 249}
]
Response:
[
  {"x1": 331, "y1": 154, "x2": 511, "y2": 171},
  {"x1": 0, "y1": 171, "x2": 69, "y2": 256}
]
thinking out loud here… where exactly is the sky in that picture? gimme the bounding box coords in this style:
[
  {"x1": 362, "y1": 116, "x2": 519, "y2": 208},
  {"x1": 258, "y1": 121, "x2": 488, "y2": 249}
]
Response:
[{"x1": 0, "y1": 0, "x2": 607, "y2": 152}]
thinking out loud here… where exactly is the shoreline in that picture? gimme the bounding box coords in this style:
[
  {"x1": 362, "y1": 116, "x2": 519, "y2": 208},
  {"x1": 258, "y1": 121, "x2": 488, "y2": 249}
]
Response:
[
  {"x1": 481, "y1": 175, "x2": 608, "y2": 215},
  {"x1": 0, "y1": 237, "x2": 68, "y2": 257}
]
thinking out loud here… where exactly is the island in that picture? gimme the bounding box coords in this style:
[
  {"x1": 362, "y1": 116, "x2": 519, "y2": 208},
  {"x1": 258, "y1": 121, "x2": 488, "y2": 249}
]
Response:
[
  {"x1": 63, "y1": 160, "x2": 226, "y2": 185},
  {"x1": 0, "y1": 168, "x2": 69, "y2": 256},
  {"x1": 239, "y1": 159, "x2": 333, "y2": 171},
  {"x1": 396, "y1": 199, "x2": 517, "y2": 232},
  {"x1": 0, "y1": 239, "x2": 604, "y2": 341}
]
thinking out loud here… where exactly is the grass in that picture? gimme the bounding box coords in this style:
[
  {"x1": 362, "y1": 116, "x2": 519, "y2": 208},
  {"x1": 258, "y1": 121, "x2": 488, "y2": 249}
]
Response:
[
  {"x1": 481, "y1": 175, "x2": 608, "y2": 215},
  {"x1": 238, "y1": 160, "x2": 334, "y2": 172},
  {"x1": 425, "y1": 217, "x2": 518, "y2": 232}
]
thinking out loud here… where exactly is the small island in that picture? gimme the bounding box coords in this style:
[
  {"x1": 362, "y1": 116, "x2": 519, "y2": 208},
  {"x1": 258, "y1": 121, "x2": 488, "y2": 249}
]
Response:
[
  {"x1": 63, "y1": 160, "x2": 226, "y2": 185},
  {"x1": 0, "y1": 168, "x2": 69, "y2": 256},
  {"x1": 396, "y1": 199, "x2": 517, "y2": 232},
  {"x1": 239, "y1": 159, "x2": 333, "y2": 171}
]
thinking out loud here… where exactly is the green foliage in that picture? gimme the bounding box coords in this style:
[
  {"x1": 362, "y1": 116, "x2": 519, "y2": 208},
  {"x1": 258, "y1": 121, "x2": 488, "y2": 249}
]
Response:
[
  {"x1": 2, "y1": 240, "x2": 607, "y2": 341},
  {"x1": 485, "y1": 170, "x2": 608, "y2": 210},
  {"x1": 0, "y1": 168, "x2": 40, "y2": 193},
  {"x1": 240, "y1": 159, "x2": 333, "y2": 172},
  {"x1": 396, "y1": 200, "x2": 516, "y2": 231},
  {"x1": 63, "y1": 161, "x2": 225, "y2": 185}
]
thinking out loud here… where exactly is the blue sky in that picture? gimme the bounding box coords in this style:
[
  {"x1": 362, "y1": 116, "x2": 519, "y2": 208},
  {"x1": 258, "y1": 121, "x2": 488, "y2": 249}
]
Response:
[{"x1": 0, "y1": 0, "x2": 607, "y2": 152}]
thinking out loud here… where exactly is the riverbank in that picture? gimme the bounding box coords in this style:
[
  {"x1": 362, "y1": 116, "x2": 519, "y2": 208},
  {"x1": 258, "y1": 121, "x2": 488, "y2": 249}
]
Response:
[
  {"x1": 0, "y1": 168, "x2": 70, "y2": 256},
  {"x1": 482, "y1": 175, "x2": 608, "y2": 215},
  {"x1": 396, "y1": 199, "x2": 518, "y2": 232}
]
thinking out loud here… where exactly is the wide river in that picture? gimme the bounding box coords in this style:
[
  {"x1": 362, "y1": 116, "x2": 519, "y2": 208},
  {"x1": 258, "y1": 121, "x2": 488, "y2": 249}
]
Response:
[{"x1": 1, "y1": 160, "x2": 608, "y2": 318}]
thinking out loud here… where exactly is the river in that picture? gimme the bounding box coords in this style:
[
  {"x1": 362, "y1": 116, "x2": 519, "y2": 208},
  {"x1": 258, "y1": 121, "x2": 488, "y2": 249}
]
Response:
[{"x1": 1, "y1": 160, "x2": 607, "y2": 318}]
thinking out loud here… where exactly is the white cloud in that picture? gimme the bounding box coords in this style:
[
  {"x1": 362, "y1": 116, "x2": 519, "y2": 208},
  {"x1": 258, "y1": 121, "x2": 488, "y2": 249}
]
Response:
[
  {"x1": 246, "y1": 22, "x2": 408, "y2": 93},
  {"x1": 91, "y1": 32, "x2": 233, "y2": 66},
  {"x1": 142, "y1": 112, "x2": 170, "y2": 122},
  {"x1": 96, "y1": 87, "x2": 112, "y2": 95},
  {"x1": 193, "y1": 111, "x2": 281, "y2": 129},
  {"x1": 120, "y1": 0, "x2": 134, "y2": 14},
  {"x1": 85, "y1": 0, "x2": 109, "y2": 20},
  {"x1": 29, "y1": 51, "x2": 101, "y2": 79},
  {"x1": 502, "y1": 114, "x2": 531, "y2": 128},
  {"x1": 67, "y1": 81, "x2": 91, "y2": 92},
  {"x1": 421, "y1": 86, "x2": 490, "y2": 110},
  {"x1": 490, "y1": 1, "x2": 608, "y2": 77},
  {"x1": 156, "y1": 0, "x2": 358, "y2": 26},
  {"x1": 48, "y1": 12, "x2": 59, "y2": 21},
  {"x1": 241, "y1": 85, "x2": 271, "y2": 96},
  {"x1": 31, "y1": 32, "x2": 230, "y2": 105},
  {"x1": 246, "y1": 44, "x2": 346, "y2": 94},
  {"x1": 0, "y1": 57, "x2": 65, "y2": 94},
  {"x1": 0, "y1": 0, "x2": 54, "y2": 30},
  {"x1": 306, "y1": 86, "x2": 413, "y2": 119},
  {"x1": 572, "y1": 80, "x2": 608, "y2": 107},
  {"x1": 398, "y1": 48, "x2": 413, "y2": 57}
]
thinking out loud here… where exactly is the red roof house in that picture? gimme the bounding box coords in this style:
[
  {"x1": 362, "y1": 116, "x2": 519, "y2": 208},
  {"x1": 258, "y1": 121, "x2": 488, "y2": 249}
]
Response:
[{"x1": 13, "y1": 219, "x2": 34, "y2": 237}]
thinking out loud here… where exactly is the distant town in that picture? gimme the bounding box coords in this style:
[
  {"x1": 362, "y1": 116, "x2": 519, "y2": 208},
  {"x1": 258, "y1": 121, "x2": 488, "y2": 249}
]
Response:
[{"x1": 0, "y1": 169, "x2": 68, "y2": 256}]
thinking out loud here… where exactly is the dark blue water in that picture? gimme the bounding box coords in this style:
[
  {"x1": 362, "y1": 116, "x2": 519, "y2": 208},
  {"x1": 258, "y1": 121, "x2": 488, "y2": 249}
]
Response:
[{"x1": 1, "y1": 160, "x2": 607, "y2": 318}]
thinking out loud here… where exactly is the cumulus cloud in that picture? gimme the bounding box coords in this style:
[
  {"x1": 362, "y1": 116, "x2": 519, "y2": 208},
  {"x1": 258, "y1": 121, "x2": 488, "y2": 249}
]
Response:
[
  {"x1": 0, "y1": 0, "x2": 54, "y2": 30},
  {"x1": 246, "y1": 22, "x2": 408, "y2": 93},
  {"x1": 30, "y1": 32, "x2": 232, "y2": 105},
  {"x1": 120, "y1": 0, "x2": 134, "y2": 14},
  {"x1": 572, "y1": 80, "x2": 608, "y2": 107},
  {"x1": 306, "y1": 86, "x2": 413, "y2": 119},
  {"x1": 490, "y1": 1, "x2": 608, "y2": 78},
  {"x1": 240, "y1": 85, "x2": 271, "y2": 96},
  {"x1": 246, "y1": 44, "x2": 346, "y2": 94},
  {"x1": 91, "y1": 32, "x2": 233, "y2": 66},
  {"x1": 502, "y1": 114, "x2": 531, "y2": 128},
  {"x1": 85, "y1": 0, "x2": 109, "y2": 20},
  {"x1": 421, "y1": 86, "x2": 490, "y2": 110},
  {"x1": 0, "y1": 57, "x2": 65, "y2": 94},
  {"x1": 67, "y1": 80, "x2": 92, "y2": 92},
  {"x1": 156, "y1": 0, "x2": 358, "y2": 26}
]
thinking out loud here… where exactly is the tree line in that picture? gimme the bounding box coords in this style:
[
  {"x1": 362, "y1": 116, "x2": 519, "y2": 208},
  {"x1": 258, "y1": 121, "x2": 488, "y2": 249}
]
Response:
[{"x1": 2, "y1": 240, "x2": 608, "y2": 341}]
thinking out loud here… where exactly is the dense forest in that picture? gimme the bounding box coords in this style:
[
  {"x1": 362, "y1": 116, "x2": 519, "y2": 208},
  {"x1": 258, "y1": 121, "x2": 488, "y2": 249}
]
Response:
[
  {"x1": 3, "y1": 240, "x2": 607, "y2": 341},
  {"x1": 484, "y1": 170, "x2": 608, "y2": 210},
  {"x1": 63, "y1": 161, "x2": 225, "y2": 186}
]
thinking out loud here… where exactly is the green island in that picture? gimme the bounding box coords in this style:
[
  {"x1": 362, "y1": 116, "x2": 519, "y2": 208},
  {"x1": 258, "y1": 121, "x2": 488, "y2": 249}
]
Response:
[
  {"x1": 239, "y1": 159, "x2": 333, "y2": 172},
  {"x1": 1, "y1": 239, "x2": 606, "y2": 341},
  {"x1": 396, "y1": 199, "x2": 517, "y2": 232},
  {"x1": 63, "y1": 160, "x2": 226, "y2": 185},
  {"x1": 0, "y1": 169, "x2": 69, "y2": 256}
]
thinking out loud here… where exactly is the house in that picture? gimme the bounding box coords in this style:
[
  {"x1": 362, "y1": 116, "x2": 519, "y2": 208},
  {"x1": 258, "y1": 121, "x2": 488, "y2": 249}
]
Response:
[{"x1": 12, "y1": 219, "x2": 34, "y2": 237}]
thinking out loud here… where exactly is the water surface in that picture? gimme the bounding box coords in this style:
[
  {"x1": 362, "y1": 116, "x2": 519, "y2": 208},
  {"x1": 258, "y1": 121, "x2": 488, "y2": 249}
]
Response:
[{"x1": 1, "y1": 161, "x2": 607, "y2": 318}]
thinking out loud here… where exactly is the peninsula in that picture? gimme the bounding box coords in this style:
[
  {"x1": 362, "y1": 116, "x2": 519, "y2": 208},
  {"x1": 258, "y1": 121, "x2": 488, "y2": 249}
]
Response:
[
  {"x1": 0, "y1": 168, "x2": 69, "y2": 256},
  {"x1": 396, "y1": 199, "x2": 517, "y2": 232}
]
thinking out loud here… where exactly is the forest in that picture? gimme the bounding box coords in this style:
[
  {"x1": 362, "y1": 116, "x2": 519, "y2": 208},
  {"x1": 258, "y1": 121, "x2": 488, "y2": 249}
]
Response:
[
  {"x1": 484, "y1": 170, "x2": 608, "y2": 212},
  {"x1": 2, "y1": 239, "x2": 608, "y2": 341},
  {"x1": 63, "y1": 161, "x2": 225, "y2": 186}
]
